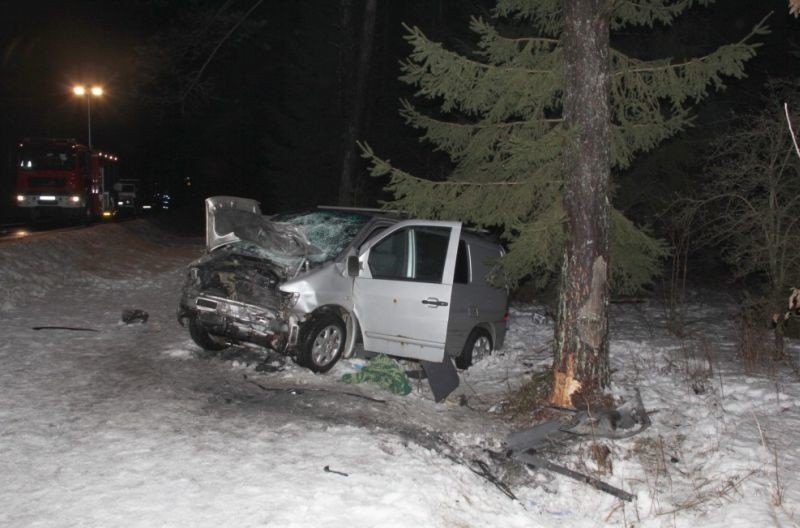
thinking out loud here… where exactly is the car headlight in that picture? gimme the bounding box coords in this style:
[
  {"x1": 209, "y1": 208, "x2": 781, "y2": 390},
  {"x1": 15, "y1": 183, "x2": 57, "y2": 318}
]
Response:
[{"x1": 280, "y1": 291, "x2": 300, "y2": 309}]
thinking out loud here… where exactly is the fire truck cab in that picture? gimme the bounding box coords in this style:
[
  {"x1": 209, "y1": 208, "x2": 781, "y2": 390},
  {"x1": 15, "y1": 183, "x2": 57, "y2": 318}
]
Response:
[{"x1": 15, "y1": 138, "x2": 119, "y2": 223}]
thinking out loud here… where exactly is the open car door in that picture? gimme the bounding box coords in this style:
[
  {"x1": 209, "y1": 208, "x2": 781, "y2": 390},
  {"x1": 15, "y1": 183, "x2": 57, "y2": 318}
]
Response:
[{"x1": 352, "y1": 220, "x2": 461, "y2": 362}]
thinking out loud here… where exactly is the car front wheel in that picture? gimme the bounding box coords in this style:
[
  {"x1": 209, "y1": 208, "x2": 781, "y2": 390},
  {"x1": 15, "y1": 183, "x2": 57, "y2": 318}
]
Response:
[
  {"x1": 298, "y1": 314, "x2": 346, "y2": 373},
  {"x1": 188, "y1": 317, "x2": 230, "y2": 352},
  {"x1": 456, "y1": 328, "x2": 493, "y2": 370}
]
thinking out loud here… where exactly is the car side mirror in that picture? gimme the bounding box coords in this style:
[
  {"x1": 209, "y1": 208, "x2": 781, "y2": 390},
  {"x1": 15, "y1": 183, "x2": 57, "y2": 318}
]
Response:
[{"x1": 347, "y1": 255, "x2": 360, "y2": 277}]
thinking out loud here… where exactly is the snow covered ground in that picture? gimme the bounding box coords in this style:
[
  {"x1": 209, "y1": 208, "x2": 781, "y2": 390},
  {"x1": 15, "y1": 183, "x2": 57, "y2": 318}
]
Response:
[{"x1": 0, "y1": 219, "x2": 798, "y2": 527}]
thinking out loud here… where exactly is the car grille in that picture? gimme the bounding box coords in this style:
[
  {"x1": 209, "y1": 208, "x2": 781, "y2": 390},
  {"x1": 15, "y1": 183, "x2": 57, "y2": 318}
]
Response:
[{"x1": 196, "y1": 298, "x2": 218, "y2": 310}]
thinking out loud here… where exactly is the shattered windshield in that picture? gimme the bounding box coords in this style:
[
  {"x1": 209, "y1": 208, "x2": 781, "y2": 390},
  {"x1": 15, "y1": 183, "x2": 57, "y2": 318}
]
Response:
[
  {"x1": 272, "y1": 210, "x2": 371, "y2": 262},
  {"x1": 207, "y1": 200, "x2": 372, "y2": 277}
]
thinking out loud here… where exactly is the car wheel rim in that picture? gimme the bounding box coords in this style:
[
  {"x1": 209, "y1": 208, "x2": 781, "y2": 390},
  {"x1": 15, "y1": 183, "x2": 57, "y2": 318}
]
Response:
[
  {"x1": 472, "y1": 335, "x2": 492, "y2": 362},
  {"x1": 312, "y1": 325, "x2": 343, "y2": 366}
]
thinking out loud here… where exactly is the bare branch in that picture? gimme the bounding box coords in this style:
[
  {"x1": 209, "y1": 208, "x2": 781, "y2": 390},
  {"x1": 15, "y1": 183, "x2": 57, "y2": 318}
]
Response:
[
  {"x1": 182, "y1": 0, "x2": 266, "y2": 102},
  {"x1": 784, "y1": 103, "x2": 800, "y2": 159}
]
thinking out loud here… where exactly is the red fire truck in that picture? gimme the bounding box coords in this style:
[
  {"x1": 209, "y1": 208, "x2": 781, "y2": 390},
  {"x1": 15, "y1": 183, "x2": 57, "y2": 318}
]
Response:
[{"x1": 14, "y1": 138, "x2": 119, "y2": 223}]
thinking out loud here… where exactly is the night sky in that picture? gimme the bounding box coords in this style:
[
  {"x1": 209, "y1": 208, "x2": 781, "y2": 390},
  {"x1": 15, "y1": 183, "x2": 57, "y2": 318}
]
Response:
[{"x1": 1, "y1": 0, "x2": 797, "y2": 219}]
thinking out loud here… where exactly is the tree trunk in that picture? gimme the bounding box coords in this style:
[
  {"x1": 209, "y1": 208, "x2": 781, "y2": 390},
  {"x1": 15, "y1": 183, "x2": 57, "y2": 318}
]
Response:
[
  {"x1": 338, "y1": 0, "x2": 378, "y2": 206},
  {"x1": 551, "y1": 0, "x2": 611, "y2": 408}
]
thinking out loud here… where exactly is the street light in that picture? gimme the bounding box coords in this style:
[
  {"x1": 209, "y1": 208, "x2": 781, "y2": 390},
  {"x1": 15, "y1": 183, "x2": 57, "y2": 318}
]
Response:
[{"x1": 73, "y1": 85, "x2": 104, "y2": 150}]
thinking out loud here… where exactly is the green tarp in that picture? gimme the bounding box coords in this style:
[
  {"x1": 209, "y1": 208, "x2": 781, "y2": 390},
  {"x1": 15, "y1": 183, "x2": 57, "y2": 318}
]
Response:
[{"x1": 341, "y1": 354, "x2": 412, "y2": 396}]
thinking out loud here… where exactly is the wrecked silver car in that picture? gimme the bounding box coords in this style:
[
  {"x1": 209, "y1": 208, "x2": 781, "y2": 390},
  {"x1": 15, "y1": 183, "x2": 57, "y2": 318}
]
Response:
[{"x1": 178, "y1": 196, "x2": 508, "y2": 373}]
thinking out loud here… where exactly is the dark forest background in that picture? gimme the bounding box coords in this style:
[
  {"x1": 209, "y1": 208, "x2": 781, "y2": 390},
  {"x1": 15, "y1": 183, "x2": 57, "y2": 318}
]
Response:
[{"x1": 0, "y1": 0, "x2": 797, "y2": 228}]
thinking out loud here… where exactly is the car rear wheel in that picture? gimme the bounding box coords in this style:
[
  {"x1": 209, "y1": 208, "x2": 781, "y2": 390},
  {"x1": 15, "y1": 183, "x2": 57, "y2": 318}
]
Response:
[
  {"x1": 297, "y1": 314, "x2": 346, "y2": 373},
  {"x1": 188, "y1": 317, "x2": 230, "y2": 351},
  {"x1": 456, "y1": 328, "x2": 493, "y2": 370}
]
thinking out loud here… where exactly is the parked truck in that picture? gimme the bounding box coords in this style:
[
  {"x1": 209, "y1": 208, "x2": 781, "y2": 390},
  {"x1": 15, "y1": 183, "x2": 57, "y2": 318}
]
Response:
[
  {"x1": 14, "y1": 137, "x2": 119, "y2": 223},
  {"x1": 113, "y1": 178, "x2": 140, "y2": 215}
]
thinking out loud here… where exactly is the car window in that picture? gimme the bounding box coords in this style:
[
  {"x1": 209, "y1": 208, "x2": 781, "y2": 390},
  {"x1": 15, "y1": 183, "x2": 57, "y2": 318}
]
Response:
[
  {"x1": 360, "y1": 225, "x2": 388, "y2": 249},
  {"x1": 368, "y1": 226, "x2": 451, "y2": 283},
  {"x1": 454, "y1": 240, "x2": 470, "y2": 284}
]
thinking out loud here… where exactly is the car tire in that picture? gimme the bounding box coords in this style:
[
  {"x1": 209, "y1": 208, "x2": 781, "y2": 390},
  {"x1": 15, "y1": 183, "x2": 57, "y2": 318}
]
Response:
[
  {"x1": 456, "y1": 328, "x2": 493, "y2": 370},
  {"x1": 188, "y1": 317, "x2": 229, "y2": 352},
  {"x1": 297, "y1": 314, "x2": 346, "y2": 373}
]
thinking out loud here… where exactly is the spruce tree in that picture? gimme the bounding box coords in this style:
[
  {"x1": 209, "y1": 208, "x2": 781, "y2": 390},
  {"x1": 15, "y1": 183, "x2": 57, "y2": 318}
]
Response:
[{"x1": 362, "y1": 0, "x2": 765, "y2": 404}]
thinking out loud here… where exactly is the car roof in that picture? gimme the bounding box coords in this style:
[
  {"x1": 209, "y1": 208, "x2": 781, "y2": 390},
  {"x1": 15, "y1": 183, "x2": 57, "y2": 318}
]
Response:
[
  {"x1": 316, "y1": 205, "x2": 405, "y2": 221},
  {"x1": 312, "y1": 206, "x2": 503, "y2": 249}
]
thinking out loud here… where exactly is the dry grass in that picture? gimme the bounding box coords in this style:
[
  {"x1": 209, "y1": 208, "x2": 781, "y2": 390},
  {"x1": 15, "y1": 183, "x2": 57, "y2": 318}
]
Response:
[
  {"x1": 577, "y1": 441, "x2": 613, "y2": 475},
  {"x1": 502, "y1": 368, "x2": 554, "y2": 423},
  {"x1": 654, "y1": 470, "x2": 758, "y2": 516},
  {"x1": 663, "y1": 229, "x2": 691, "y2": 338},
  {"x1": 662, "y1": 337, "x2": 718, "y2": 395},
  {"x1": 736, "y1": 305, "x2": 781, "y2": 375}
]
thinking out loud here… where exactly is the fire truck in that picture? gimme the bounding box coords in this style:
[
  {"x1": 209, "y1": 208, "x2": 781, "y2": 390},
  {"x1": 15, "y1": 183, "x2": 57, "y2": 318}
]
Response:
[{"x1": 14, "y1": 138, "x2": 119, "y2": 223}]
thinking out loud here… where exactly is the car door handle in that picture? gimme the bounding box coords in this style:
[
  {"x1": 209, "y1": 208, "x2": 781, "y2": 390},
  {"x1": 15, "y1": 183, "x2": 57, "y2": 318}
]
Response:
[{"x1": 422, "y1": 298, "x2": 448, "y2": 307}]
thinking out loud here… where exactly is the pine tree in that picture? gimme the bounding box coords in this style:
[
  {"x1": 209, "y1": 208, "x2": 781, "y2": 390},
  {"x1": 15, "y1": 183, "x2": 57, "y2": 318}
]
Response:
[{"x1": 362, "y1": 0, "x2": 765, "y2": 404}]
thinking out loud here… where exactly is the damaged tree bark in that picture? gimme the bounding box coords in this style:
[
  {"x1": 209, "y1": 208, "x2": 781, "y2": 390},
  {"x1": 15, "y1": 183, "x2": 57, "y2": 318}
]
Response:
[{"x1": 552, "y1": 0, "x2": 612, "y2": 407}]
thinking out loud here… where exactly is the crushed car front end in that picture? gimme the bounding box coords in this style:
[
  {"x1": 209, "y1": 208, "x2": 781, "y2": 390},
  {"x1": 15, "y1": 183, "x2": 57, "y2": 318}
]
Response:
[
  {"x1": 177, "y1": 196, "x2": 316, "y2": 353},
  {"x1": 178, "y1": 245, "x2": 302, "y2": 352},
  {"x1": 177, "y1": 196, "x2": 373, "y2": 363}
]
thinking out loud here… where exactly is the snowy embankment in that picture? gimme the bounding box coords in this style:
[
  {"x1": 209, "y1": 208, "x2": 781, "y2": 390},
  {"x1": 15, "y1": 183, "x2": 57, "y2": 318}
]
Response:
[{"x1": 0, "y1": 220, "x2": 798, "y2": 527}]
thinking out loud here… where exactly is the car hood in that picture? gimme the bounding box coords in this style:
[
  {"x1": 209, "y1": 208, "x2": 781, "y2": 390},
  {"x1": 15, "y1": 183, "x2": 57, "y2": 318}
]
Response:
[{"x1": 205, "y1": 196, "x2": 323, "y2": 270}]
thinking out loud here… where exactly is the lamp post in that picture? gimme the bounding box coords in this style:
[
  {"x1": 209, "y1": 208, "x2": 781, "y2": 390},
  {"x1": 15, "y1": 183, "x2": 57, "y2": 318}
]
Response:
[{"x1": 73, "y1": 85, "x2": 103, "y2": 149}]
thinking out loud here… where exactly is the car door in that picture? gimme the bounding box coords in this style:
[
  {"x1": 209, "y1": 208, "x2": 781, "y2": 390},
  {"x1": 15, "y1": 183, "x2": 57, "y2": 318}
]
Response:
[{"x1": 352, "y1": 220, "x2": 462, "y2": 362}]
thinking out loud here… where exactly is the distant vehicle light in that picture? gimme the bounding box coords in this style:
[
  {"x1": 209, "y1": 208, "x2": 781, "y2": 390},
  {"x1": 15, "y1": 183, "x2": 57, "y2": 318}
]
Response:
[
  {"x1": 16, "y1": 195, "x2": 24, "y2": 202},
  {"x1": 102, "y1": 211, "x2": 113, "y2": 217},
  {"x1": 70, "y1": 195, "x2": 80, "y2": 203},
  {"x1": 142, "y1": 205, "x2": 152, "y2": 210}
]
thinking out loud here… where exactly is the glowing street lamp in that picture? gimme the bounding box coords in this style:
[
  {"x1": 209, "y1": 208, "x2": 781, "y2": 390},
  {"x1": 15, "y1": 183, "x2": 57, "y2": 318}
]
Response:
[{"x1": 73, "y1": 85, "x2": 104, "y2": 149}]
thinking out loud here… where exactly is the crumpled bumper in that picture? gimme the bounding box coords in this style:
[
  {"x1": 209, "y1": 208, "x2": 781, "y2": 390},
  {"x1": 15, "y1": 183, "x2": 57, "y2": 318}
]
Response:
[{"x1": 178, "y1": 293, "x2": 297, "y2": 352}]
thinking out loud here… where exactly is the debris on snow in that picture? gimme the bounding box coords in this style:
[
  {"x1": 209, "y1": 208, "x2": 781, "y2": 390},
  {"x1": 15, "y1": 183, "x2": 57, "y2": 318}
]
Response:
[
  {"x1": 244, "y1": 374, "x2": 387, "y2": 403},
  {"x1": 121, "y1": 308, "x2": 149, "y2": 324},
  {"x1": 323, "y1": 465, "x2": 349, "y2": 477},
  {"x1": 511, "y1": 450, "x2": 635, "y2": 502},
  {"x1": 31, "y1": 325, "x2": 99, "y2": 332},
  {"x1": 341, "y1": 354, "x2": 412, "y2": 396},
  {"x1": 420, "y1": 357, "x2": 460, "y2": 403},
  {"x1": 502, "y1": 389, "x2": 651, "y2": 501}
]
